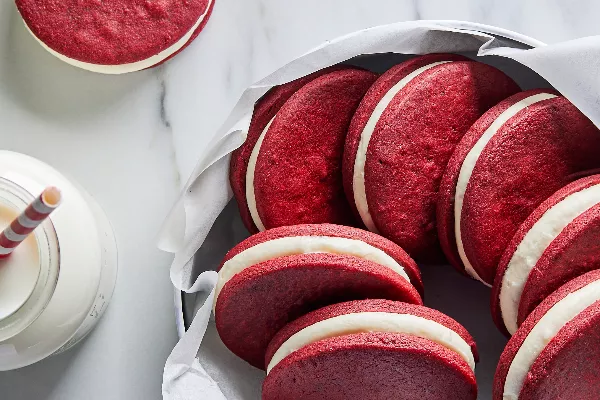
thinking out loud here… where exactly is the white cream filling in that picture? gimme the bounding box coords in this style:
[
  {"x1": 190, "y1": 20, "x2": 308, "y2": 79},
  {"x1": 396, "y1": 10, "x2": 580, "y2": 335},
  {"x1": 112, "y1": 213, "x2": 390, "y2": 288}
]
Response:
[
  {"x1": 245, "y1": 118, "x2": 274, "y2": 232},
  {"x1": 500, "y1": 183, "x2": 600, "y2": 335},
  {"x1": 214, "y1": 235, "x2": 413, "y2": 309},
  {"x1": 266, "y1": 311, "x2": 475, "y2": 374},
  {"x1": 454, "y1": 93, "x2": 558, "y2": 285},
  {"x1": 352, "y1": 61, "x2": 451, "y2": 232},
  {"x1": 24, "y1": 0, "x2": 213, "y2": 74},
  {"x1": 503, "y1": 279, "x2": 600, "y2": 400}
]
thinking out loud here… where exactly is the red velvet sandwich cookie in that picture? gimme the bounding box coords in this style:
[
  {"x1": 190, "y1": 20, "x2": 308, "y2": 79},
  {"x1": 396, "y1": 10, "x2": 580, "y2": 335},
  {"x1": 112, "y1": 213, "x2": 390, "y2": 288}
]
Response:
[
  {"x1": 438, "y1": 89, "x2": 600, "y2": 285},
  {"x1": 15, "y1": 0, "x2": 214, "y2": 74},
  {"x1": 494, "y1": 270, "x2": 600, "y2": 400},
  {"x1": 492, "y1": 175, "x2": 600, "y2": 336},
  {"x1": 237, "y1": 68, "x2": 377, "y2": 233},
  {"x1": 214, "y1": 224, "x2": 422, "y2": 369},
  {"x1": 343, "y1": 54, "x2": 519, "y2": 262},
  {"x1": 230, "y1": 67, "x2": 343, "y2": 233},
  {"x1": 263, "y1": 299, "x2": 478, "y2": 400}
]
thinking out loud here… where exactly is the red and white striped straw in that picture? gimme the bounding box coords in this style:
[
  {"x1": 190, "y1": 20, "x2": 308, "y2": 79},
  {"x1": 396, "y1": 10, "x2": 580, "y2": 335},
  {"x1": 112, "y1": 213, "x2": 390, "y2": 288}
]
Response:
[{"x1": 0, "y1": 187, "x2": 62, "y2": 258}]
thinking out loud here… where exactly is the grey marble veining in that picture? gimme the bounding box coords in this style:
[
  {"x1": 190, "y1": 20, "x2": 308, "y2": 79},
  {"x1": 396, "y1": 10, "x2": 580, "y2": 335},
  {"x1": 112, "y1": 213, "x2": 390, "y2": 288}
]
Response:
[{"x1": 0, "y1": 0, "x2": 598, "y2": 399}]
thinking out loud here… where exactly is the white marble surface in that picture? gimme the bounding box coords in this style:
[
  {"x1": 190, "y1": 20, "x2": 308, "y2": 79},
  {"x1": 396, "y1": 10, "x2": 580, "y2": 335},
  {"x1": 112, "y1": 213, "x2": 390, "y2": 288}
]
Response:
[{"x1": 0, "y1": 1, "x2": 598, "y2": 399}]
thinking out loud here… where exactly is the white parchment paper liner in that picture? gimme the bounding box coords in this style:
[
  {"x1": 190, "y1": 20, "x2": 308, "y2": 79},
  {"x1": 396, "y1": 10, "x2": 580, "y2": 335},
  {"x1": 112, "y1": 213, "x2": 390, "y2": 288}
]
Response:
[{"x1": 159, "y1": 20, "x2": 600, "y2": 400}]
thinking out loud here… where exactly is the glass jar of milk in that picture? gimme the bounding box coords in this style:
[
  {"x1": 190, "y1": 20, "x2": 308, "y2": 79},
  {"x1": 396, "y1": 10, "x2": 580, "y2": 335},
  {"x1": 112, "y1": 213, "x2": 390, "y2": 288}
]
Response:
[{"x1": 0, "y1": 151, "x2": 117, "y2": 370}]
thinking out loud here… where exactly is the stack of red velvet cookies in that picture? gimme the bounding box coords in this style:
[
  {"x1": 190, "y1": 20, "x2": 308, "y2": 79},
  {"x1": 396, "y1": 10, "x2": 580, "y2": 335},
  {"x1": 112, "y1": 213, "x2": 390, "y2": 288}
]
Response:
[
  {"x1": 214, "y1": 224, "x2": 479, "y2": 399},
  {"x1": 222, "y1": 54, "x2": 600, "y2": 399}
]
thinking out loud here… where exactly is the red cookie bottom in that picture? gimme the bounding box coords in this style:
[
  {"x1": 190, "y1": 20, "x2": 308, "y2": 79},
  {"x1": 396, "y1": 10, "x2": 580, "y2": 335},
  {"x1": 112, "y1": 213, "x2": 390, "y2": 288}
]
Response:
[{"x1": 263, "y1": 332, "x2": 477, "y2": 400}]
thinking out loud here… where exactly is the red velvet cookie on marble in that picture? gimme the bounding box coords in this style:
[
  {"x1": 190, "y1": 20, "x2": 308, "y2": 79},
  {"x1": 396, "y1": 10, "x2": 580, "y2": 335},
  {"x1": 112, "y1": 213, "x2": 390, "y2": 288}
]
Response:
[
  {"x1": 230, "y1": 68, "x2": 344, "y2": 234},
  {"x1": 491, "y1": 175, "x2": 600, "y2": 336},
  {"x1": 343, "y1": 54, "x2": 519, "y2": 262},
  {"x1": 16, "y1": 0, "x2": 215, "y2": 73},
  {"x1": 214, "y1": 224, "x2": 422, "y2": 369},
  {"x1": 493, "y1": 270, "x2": 600, "y2": 400},
  {"x1": 437, "y1": 89, "x2": 600, "y2": 286},
  {"x1": 237, "y1": 68, "x2": 377, "y2": 233},
  {"x1": 263, "y1": 300, "x2": 478, "y2": 400}
]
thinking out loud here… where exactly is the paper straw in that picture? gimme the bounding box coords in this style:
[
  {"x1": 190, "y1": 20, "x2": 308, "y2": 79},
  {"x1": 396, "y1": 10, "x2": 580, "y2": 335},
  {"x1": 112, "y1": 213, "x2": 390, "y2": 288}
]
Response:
[{"x1": 0, "y1": 187, "x2": 62, "y2": 258}]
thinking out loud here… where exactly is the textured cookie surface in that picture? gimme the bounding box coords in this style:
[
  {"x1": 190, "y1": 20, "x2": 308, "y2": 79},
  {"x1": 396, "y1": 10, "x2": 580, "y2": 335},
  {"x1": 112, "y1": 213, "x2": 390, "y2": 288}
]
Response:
[
  {"x1": 491, "y1": 175, "x2": 600, "y2": 335},
  {"x1": 230, "y1": 69, "x2": 342, "y2": 232},
  {"x1": 493, "y1": 270, "x2": 600, "y2": 400},
  {"x1": 263, "y1": 332, "x2": 477, "y2": 400},
  {"x1": 16, "y1": 0, "x2": 213, "y2": 65},
  {"x1": 251, "y1": 69, "x2": 377, "y2": 230},
  {"x1": 343, "y1": 55, "x2": 519, "y2": 261},
  {"x1": 438, "y1": 90, "x2": 555, "y2": 275},
  {"x1": 518, "y1": 303, "x2": 600, "y2": 400},
  {"x1": 343, "y1": 54, "x2": 469, "y2": 231},
  {"x1": 448, "y1": 93, "x2": 600, "y2": 284}
]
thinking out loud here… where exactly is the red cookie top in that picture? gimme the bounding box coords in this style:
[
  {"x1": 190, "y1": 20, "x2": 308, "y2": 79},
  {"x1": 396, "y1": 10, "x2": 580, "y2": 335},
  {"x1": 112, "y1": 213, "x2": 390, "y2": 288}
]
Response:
[
  {"x1": 343, "y1": 54, "x2": 519, "y2": 262},
  {"x1": 16, "y1": 0, "x2": 213, "y2": 65},
  {"x1": 455, "y1": 93, "x2": 600, "y2": 285},
  {"x1": 263, "y1": 332, "x2": 477, "y2": 400},
  {"x1": 215, "y1": 253, "x2": 422, "y2": 369},
  {"x1": 251, "y1": 68, "x2": 377, "y2": 230},
  {"x1": 493, "y1": 270, "x2": 600, "y2": 400},
  {"x1": 218, "y1": 223, "x2": 423, "y2": 296},
  {"x1": 491, "y1": 175, "x2": 600, "y2": 336},
  {"x1": 230, "y1": 68, "x2": 345, "y2": 233},
  {"x1": 265, "y1": 299, "x2": 478, "y2": 367}
]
